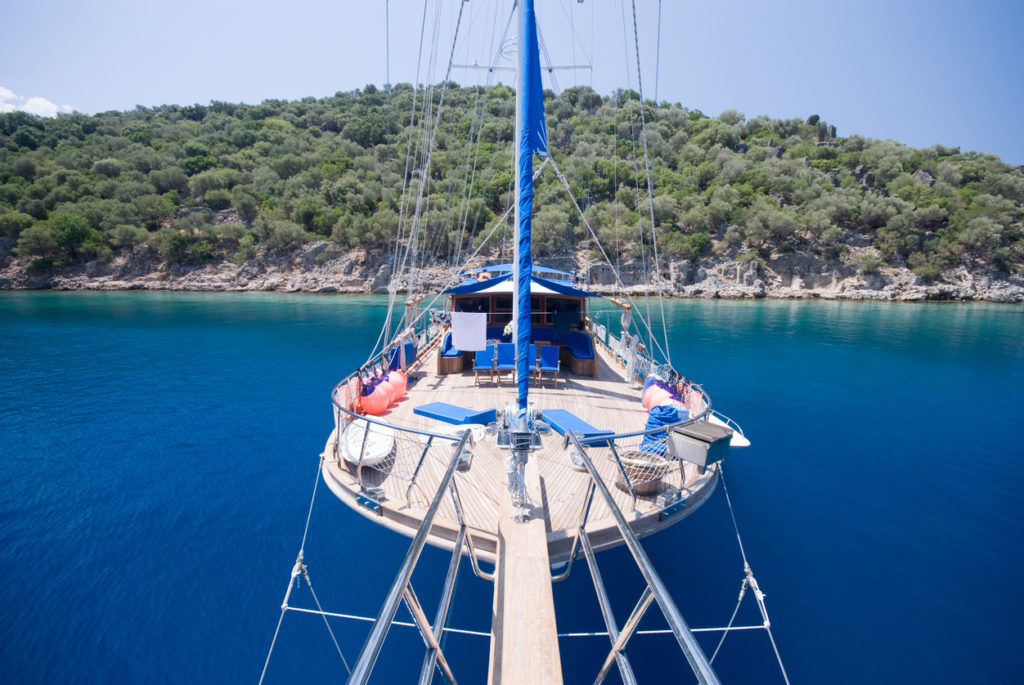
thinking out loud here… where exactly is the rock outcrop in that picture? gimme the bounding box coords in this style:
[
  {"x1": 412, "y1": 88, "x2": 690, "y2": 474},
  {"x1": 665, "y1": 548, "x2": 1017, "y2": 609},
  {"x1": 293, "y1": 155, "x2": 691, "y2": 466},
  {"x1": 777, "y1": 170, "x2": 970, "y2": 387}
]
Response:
[{"x1": 1, "y1": 241, "x2": 1021, "y2": 303}]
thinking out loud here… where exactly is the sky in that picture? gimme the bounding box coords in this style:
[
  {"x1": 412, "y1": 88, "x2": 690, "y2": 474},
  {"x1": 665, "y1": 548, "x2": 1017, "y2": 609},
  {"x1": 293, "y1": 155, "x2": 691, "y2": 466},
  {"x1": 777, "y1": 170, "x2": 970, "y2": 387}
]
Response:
[{"x1": 1, "y1": 0, "x2": 1022, "y2": 164}]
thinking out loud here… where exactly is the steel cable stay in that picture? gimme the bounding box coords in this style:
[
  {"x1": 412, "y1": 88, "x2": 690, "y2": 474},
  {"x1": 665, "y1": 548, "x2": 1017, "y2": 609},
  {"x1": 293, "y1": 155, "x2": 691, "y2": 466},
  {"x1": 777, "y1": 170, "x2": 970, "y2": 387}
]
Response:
[
  {"x1": 259, "y1": 456, "x2": 351, "y2": 684},
  {"x1": 713, "y1": 465, "x2": 792, "y2": 684},
  {"x1": 545, "y1": 156, "x2": 671, "y2": 365},
  {"x1": 629, "y1": 0, "x2": 672, "y2": 367},
  {"x1": 259, "y1": 453, "x2": 785, "y2": 683}
]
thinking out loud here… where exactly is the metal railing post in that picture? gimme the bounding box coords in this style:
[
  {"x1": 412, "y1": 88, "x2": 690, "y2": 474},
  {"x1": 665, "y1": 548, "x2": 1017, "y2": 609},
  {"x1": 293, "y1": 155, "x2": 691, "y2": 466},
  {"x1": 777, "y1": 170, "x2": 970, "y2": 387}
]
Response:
[
  {"x1": 567, "y1": 433, "x2": 721, "y2": 685},
  {"x1": 347, "y1": 430, "x2": 472, "y2": 685}
]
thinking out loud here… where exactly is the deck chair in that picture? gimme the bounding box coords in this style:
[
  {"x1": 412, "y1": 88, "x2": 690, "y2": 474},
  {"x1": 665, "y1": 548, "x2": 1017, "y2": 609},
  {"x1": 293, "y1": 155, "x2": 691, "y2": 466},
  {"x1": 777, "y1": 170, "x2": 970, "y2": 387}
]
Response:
[
  {"x1": 536, "y1": 344, "x2": 560, "y2": 385},
  {"x1": 473, "y1": 345, "x2": 496, "y2": 385},
  {"x1": 528, "y1": 344, "x2": 539, "y2": 377},
  {"x1": 494, "y1": 342, "x2": 516, "y2": 383}
]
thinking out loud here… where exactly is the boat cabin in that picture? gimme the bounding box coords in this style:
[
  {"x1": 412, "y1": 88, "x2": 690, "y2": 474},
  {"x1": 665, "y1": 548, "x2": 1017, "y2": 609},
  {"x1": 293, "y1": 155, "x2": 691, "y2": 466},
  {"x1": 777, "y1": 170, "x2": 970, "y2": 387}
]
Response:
[{"x1": 439, "y1": 264, "x2": 598, "y2": 377}]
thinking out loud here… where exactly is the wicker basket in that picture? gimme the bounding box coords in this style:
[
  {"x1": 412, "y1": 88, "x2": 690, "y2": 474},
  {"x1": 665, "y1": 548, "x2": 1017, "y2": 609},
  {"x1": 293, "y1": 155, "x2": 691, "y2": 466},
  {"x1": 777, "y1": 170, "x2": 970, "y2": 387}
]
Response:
[{"x1": 615, "y1": 450, "x2": 670, "y2": 496}]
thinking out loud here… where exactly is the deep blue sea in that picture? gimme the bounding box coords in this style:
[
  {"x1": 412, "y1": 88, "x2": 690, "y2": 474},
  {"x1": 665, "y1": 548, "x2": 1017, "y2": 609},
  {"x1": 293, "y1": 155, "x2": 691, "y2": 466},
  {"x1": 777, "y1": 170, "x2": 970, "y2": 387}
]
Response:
[{"x1": 1, "y1": 292, "x2": 1022, "y2": 684}]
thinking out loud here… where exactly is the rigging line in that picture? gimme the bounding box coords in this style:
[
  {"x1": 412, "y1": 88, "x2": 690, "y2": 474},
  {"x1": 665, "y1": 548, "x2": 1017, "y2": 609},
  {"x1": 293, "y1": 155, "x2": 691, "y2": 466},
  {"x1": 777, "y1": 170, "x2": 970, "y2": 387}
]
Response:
[
  {"x1": 709, "y1": 576, "x2": 748, "y2": 663},
  {"x1": 454, "y1": 2, "x2": 516, "y2": 267},
  {"x1": 400, "y1": 160, "x2": 549, "y2": 335},
  {"x1": 616, "y1": 0, "x2": 656, "y2": 359},
  {"x1": 654, "y1": 0, "x2": 662, "y2": 103},
  {"x1": 549, "y1": 156, "x2": 668, "y2": 363},
  {"x1": 720, "y1": 466, "x2": 792, "y2": 685},
  {"x1": 300, "y1": 455, "x2": 325, "y2": 553},
  {"x1": 302, "y1": 568, "x2": 352, "y2": 674},
  {"x1": 285, "y1": 606, "x2": 492, "y2": 638},
  {"x1": 555, "y1": 0, "x2": 592, "y2": 80},
  {"x1": 547, "y1": 156, "x2": 670, "y2": 363},
  {"x1": 375, "y1": 0, "x2": 432, "y2": 362},
  {"x1": 630, "y1": 0, "x2": 672, "y2": 365},
  {"x1": 404, "y1": 0, "x2": 468, "y2": 297},
  {"x1": 258, "y1": 455, "x2": 327, "y2": 685},
  {"x1": 536, "y1": 26, "x2": 561, "y2": 95}
]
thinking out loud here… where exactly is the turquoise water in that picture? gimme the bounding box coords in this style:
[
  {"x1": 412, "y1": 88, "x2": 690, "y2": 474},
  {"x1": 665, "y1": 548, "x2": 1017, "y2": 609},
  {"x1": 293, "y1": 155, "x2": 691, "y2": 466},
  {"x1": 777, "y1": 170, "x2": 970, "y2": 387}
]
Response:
[{"x1": 1, "y1": 292, "x2": 1022, "y2": 683}]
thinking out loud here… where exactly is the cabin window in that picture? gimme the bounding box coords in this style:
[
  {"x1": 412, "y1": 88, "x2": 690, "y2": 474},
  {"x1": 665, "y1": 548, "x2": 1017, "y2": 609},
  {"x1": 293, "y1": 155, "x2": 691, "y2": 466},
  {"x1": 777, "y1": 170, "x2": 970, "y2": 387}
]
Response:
[
  {"x1": 455, "y1": 297, "x2": 488, "y2": 313},
  {"x1": 492, "y1": 296, "x2": 513, "y2": 325},
  {"x1": 548, "y1": 297, "x2": 582, "y2": 332},
  {"x1": 531, "y1": 296, "x2": 547, "y2": 325}
]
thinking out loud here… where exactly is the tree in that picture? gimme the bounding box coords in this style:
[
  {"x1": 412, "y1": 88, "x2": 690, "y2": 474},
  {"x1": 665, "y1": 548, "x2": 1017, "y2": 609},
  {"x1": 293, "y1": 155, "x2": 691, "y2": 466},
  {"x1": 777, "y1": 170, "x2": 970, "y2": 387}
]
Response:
[
  {"x1": 0, "y1": 211, "x2": 35, "y2": 239},
  {"x1": 15, "y1": 224, "x2": 57, "y2": 259},
  {"x1": 958, "y1": 217, "x2": 1002, "y2": 262},
  {"x1": 49, "y1": 214, "x2": 92, "y2": 256}
]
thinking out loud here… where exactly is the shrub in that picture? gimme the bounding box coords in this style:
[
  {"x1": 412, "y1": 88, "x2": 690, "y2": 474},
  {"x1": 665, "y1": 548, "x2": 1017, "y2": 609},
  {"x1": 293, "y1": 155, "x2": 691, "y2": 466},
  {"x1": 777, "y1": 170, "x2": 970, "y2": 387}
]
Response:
[
  {"x1": 859, "y1": 252, "x2": 885, "y2": 276},
  {"x1": 0, "y1": 211, "x2": 35, "y2": 239}
]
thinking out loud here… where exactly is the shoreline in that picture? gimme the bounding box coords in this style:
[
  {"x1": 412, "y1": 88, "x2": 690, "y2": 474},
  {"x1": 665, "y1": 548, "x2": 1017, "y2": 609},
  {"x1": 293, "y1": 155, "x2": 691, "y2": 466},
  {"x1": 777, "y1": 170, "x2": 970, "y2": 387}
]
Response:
[{"x1": 2, "y1": 241, "x2": 1022, "y2": 303}]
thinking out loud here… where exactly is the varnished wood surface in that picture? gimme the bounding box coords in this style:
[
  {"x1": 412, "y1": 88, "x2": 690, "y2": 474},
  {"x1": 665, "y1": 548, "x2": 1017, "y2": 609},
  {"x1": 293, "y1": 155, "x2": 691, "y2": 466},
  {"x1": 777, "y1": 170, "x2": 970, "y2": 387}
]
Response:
[{"x1": 321, "y1": 339, "x2": 719, "y2": 564}]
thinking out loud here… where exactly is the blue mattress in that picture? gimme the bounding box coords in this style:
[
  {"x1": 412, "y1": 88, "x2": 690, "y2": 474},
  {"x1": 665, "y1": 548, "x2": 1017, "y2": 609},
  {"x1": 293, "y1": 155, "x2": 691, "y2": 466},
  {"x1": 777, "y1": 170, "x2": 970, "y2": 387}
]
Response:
[
  {"x1": 542, "y1": 408, "x2": 613, "y2": 446},
  {"x1": 413, "y1": 402, "x2": 497, "y2": 425}
]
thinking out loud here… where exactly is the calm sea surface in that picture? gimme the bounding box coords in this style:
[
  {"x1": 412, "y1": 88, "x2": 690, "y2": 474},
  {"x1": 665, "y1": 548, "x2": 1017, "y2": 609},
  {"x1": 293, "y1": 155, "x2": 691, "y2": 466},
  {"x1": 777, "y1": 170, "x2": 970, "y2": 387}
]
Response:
[{"x1": 1, "y1": 292, "x2": 1022, "y2": 684}]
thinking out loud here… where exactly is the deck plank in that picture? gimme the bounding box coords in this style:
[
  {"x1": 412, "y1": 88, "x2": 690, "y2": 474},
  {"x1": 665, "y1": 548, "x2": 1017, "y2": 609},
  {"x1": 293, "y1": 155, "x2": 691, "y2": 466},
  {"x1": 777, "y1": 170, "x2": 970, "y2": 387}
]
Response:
[{"x1": 322, "y1": 338, "x2": 718, "y2": 564}]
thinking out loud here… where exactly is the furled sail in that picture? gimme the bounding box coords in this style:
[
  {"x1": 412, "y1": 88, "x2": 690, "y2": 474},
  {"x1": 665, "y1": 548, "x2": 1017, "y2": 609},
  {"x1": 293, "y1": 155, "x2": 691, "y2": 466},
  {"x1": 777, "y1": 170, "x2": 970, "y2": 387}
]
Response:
[{"x1": 516, "y1": 0, "x2": 548, "y2": 409}]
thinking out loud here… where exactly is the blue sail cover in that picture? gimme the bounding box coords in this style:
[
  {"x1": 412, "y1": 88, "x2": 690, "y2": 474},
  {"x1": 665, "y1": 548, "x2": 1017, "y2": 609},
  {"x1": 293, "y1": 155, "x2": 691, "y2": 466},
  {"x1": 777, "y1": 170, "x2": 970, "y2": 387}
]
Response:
[{"x1": 517, "y1": 0, "x2": 548, "y2": 409}]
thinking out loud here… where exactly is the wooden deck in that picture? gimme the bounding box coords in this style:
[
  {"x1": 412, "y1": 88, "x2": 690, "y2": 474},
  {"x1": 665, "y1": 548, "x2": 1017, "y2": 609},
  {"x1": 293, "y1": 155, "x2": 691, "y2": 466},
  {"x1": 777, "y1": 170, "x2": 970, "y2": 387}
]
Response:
[{"x1": 321, "y1": 338, "x2": 719, "y2": 565}]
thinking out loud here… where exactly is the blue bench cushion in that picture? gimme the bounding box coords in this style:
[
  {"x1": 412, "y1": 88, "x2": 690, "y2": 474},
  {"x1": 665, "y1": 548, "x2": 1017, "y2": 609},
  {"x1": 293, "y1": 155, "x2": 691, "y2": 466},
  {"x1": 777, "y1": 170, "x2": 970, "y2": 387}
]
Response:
[
  {"x1": 440, "y1": 332, "x2": 462, "y2": 358},
  {"x1": 414, "y1": 402, "x2": 497, "y2": 425},
  {"x1": 389, "y1": 340, "x2": 418, "y2": 369},
  {"x1": 529, "y1": 328, "x2": 593, "y2": 360},
  {"x1": 542, "y1": 408, "x2": 613, "y2": 446},
  {"x1": 559, "y1": 331, "x2": 594, "y2": 360}
]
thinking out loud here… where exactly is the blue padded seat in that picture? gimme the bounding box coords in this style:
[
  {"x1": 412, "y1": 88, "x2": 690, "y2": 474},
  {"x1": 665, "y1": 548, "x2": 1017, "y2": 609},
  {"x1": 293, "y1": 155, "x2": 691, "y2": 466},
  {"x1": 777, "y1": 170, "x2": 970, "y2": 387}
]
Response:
[
  {"x1": 414, "y1": 402, "x2": 497, "y2": 425},
  {"x1": 494, "y1": 342, "x2": 516, "y2": 381},
  {"x1": 536, "y1": 345, "x2": 560, "y2": 384},
  {"x1": 473, "y1": 345, "x2": 496, "y2": 384},
  {"x1": 542, "y1": 408, "x2": 613, "y2": 446},
  {"x1": 440, "y1": 332, "x2": 462, "y2": 358},
  {"x1": 559, "y1": 331, "x2": 594, "y2": 360},
  {"x1": 389, "y1": 340, "x2": 418, "y2": 369}
]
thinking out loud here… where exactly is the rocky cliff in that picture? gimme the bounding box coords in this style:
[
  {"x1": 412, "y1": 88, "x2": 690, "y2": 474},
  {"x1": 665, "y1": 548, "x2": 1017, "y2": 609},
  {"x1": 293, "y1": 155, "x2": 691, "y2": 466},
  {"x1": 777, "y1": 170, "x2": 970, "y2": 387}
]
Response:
[{"x1": 1, "y1": 240, "x2": 1021, "y2": 302}]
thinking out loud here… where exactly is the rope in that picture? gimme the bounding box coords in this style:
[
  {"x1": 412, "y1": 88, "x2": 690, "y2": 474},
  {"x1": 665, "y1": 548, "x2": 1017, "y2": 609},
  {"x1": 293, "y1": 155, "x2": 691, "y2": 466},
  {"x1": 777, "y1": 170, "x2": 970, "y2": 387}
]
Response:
[
  {"x1": 630, "y1": 0, "x2": 672, "y2": 366},
  {"x1": 259, "y1": 457, "x2": 326, "y2": 684},
  {"x1": 546, "y1": 156, "x2": 671, "y2": 363},
  {"x1": 404, "y1": 0, "x2": 467, "y2": 295},
  {"x1": 719, "y1": 466, "x2": 792, "y2": 684},
  {"x1": 259, "y1": 457, "x2": 353, "y2": 682},
  {"x1": 276, "y1": 606, "x2": 766, "y2": 640},
  {"x1": 302, "y1": 565, "x2": 351, "y2": 674}
]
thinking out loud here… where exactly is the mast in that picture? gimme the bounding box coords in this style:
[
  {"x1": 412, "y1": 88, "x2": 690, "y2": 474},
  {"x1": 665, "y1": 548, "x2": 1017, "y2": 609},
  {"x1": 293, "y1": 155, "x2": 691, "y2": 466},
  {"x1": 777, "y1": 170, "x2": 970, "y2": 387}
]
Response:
[{"x1": 513, "y1": 0, "x2": 547, "y2": 410}]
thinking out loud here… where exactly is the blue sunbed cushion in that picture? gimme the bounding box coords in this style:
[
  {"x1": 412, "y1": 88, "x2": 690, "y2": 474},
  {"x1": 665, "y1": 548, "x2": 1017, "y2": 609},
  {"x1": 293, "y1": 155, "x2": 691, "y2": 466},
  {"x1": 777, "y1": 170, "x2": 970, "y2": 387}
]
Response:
[
  {"x1": 542, "y1": 408, "x2": 613, "y2": 446},
  {"x1": 414, "y1": 402, "x2": 497, "y2": 425}
]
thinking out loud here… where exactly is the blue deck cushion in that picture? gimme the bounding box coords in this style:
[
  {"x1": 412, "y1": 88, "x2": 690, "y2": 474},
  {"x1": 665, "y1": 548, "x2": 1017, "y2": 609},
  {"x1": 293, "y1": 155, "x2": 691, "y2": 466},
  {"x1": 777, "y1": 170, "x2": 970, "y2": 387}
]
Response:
[
  {"x1": 559, "y1": 331, "x2": 594, "y2": 360},
  {"x1": 440, "y1": 332, "x2": 462, "y2": 358},
  {"x1": 473, "y1": 345, "x2": 495, "y2": 370},
  {"x1": 538, "y1": 345, "x2": 559, "y2": 372},
  {"x1": 528, "y1": 343, "x2": 539, "y2": 368},
  {"x1": 495, "y1": 342, "x2": 516, "y2": 370},
  {"x1": 542, "y1": 408, "x2": 613, "y2": 446},
  {"x1": 389, "y1": 340, "x2": 418, "y2": 369},
  {"x1": 414, "y1": 402, "x2": 497, "y2": 425},
  {"x1": 529, "y1": 328, "x2": 593, "y2": 360}
]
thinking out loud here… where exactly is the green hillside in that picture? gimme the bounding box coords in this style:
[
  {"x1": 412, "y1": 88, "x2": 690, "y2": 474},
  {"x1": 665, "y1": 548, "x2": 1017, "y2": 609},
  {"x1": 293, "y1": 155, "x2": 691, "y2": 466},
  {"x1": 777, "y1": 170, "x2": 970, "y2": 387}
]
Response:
[{"x1": 1, "y1": 83, "x2": 1022, "y2": 282}]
